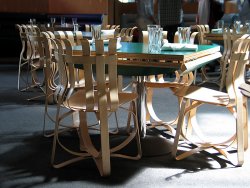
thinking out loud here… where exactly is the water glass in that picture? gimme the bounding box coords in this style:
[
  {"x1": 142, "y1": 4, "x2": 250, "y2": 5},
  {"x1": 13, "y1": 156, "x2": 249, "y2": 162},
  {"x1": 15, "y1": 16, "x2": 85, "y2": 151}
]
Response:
[
  {"x1": 245, "y1": 20, "x2": 250, "y2": 34},
  {"x1": 73, "y1": 24, "x2": 79, "y2": 33},
  {"x1": 234, "y1": 20, "x2": 241, "y2": 34},
  {"x1": 91, "y1": 24, "x2": 102, "y2": 44},
  {"x1": 29, "y1": 18, "x2": 36, "y2": 25},
  {"x1": 217, "y1": 20, "x2": 224, "y2": 32},
  {"x1": 50, "y1": 17, "x2": 56, "y2": 27},
  {"x1": 147, "y1": 25, "x2": 161, "y2": 53},
  {"x1": 178, "y1": 27, "x2": 190, "y2": 44},
  {"x1": 72, "y1": 18, "x2": 78, "y2": 25},
  {"x1": 61, "y1": 17, "x2": 65, "y2": 26}
]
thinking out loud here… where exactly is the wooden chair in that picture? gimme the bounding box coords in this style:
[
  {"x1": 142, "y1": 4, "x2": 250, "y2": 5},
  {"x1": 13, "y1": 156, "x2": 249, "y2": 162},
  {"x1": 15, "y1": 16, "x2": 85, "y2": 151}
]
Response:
[
  {"x1": 23, "y1": 25, "x2": 45, "y2": 97},
  {"x1": 142, "y1": 30, "x2": 194, "y2": 134},
  {"x1": 172, "y1": 34, "x2": 250, "y2": 166},
  {"x1": 64, "y1": 31, "x2": 75, "y2": 45},
  {"x1": 75, "y1": 31, "x2": 83, "y2": 45},
  {"x1": 16, "y1": 24, "x2": 33, "y2": 90},
  {"x1": 191, "y1": 24, "x2": 211, "y2": 45},
  {"x1": 219, "y1": 30, "x2": 243, "y2": 91},
  {"x1": 117, "y1": 27, "x2": 138, "y2": 92},
  {"x1": 51, "y1": 38, "x2": 141, "y2": 176}
]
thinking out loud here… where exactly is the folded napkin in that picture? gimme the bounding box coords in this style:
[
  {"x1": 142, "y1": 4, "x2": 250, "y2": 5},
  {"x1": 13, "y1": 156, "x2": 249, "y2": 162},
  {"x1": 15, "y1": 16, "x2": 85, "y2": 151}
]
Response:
[
  {"x1": 101, "y1": 29, "x2": 115, "y2": 39},
  {"x1": 211, "y1": 28, "x2": 222, "y2": 33},
  {"x1": 161, "y1": 43, "x2": 198, "y2": 51}
]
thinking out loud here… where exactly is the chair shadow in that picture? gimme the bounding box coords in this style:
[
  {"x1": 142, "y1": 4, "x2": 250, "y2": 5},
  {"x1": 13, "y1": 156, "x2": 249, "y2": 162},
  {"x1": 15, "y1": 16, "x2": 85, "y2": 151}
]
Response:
[{"x1": 0, "y1": 128, "x2": 231, "y2": 188}]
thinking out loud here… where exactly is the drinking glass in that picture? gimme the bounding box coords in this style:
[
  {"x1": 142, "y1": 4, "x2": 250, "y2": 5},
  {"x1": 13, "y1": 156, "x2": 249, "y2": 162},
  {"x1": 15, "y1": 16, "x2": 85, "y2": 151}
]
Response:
[
  {"x1": 234, "y1": 20, "x2": 241, "y2": 34},
  {"x1": 73, "y1": 24, "x2": 79, "y2": 33},
  {"x1": 147, "y1": 25, "x2": 161, "y2": 53},
  {"x1": 29, "y1": 18, "x2": 33, "y2": 25},
  {"x1": 217, "y1": 20, "x2": 224, "y2": 33},
  {"x1": 72, "y1": 18, "x2": 78, "y2": 25},
  {"x1": 245, "y1": 20, "x2": 250, "y2": 34},
  {"x1": 50, "y1": 17, "x2": 56, "y2": 26},
  {"x1": 32, "y1": 19, "x2": 36, "y2": 25},
  {"x1": 178, "y1": 27, "x2": 190, "y2": 44},
  {"x1": 61, "y1": 17, "x2": 65, "y2": 26},
  {"x1": 91, "y1": 24, "x2": 102, "y2": 44}
]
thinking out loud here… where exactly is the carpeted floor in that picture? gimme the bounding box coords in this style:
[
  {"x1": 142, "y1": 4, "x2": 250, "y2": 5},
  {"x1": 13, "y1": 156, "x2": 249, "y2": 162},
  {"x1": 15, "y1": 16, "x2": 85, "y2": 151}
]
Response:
[{"x1": 0, "y1": 64, "x2": 250, "y2": 188}]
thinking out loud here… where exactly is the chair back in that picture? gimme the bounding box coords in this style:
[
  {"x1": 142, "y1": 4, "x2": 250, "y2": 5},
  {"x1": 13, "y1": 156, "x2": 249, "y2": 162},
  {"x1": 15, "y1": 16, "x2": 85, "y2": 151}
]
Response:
[
  {"x1": 54, "y1": 38, "x2": 119, "y2": 111},
  {"x1": 64, "y1": 31, "x2": 75, "y2": 45},
  {"x1": 75, "y1": 31, "x2": 83, "y2": 45},
  {"x1": 226, "y1": 34, "x2": 250, "y2": 100},
  {"x1": 191, "y1": 24, "x2": 210, "y2": 44}
]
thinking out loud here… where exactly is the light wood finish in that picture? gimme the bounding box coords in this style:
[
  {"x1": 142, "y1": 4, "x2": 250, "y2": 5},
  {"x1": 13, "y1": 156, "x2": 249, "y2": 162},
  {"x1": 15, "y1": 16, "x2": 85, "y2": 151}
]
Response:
[
  {"x1": 203, "y1": 31, "x2": 244, "y2": 91},
  {"x1": 143, "y1": 30, "x2": 195, "y2": 134},
  {"x1": 116, "y1": 27, "x2": 138, "y2": 93},
  {"x1": 191, "y1": 24, "x2": 211, "y2": 45},
  {"x1": 16, "y1": 24, "x2": 32, "y2": 90},
  {"x1": 20, "y1": 25, "x2": 45, "y2": 96},
  {"x1": 105, "y1": 25, "x2": 120, "y2": 30},
  {"x1": 219, "y1": 31, "x2": 242, "y2": 91},
  {"x1": 75, "y1": 31, "x2": 83, "y2": 45},
  {"x1": 118, "y1": 27, "x2": 137, "y2": 42},
  {"x1": 51, "y1": 38, "x2": 141, "y2": 176},
  {"x1": 39, "y1": 32, "x2": 60, "y2": 137},
  {"x1": 64, "y1": 31, "x2": 75, "y2": 45},
  {"x1": 72, "y1": 42, "x2": 222, "y2": 136},
  {"x1": 172, "y1": 34, "x2": 250, "y2": 166}
]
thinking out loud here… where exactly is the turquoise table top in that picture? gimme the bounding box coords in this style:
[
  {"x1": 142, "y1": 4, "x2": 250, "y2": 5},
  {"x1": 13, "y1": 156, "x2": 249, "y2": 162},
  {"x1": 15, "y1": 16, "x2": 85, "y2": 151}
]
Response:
[{"x1": 72, "y1": 42, "x2": 221, "y2": 76}]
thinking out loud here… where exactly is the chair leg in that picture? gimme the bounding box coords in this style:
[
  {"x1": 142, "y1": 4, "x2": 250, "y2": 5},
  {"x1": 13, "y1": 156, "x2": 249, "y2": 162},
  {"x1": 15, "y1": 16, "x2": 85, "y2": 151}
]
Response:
[
  {"x1": 78, "y1": 110, "x2": 111, "y2": 177},
  {"x1": 172, "y1": 98, "x2": 188, "y2": 158},
  {"x1": 236, "y1": 99, "x2": 245, "y2": 166},
  {"x1": 243, "y1": 98, "x2": 248, "y2": 151}
]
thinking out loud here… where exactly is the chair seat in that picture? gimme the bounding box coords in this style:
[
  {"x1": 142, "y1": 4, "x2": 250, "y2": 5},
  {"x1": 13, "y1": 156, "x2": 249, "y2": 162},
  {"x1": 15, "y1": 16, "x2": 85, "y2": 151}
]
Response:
[
  {"x1": 63, "y1": 89, "x2": 137, "y2": 111},
  {"x1": 174, "y1": 85, "x2": 233, "y2": 106},
  {"x1": 31, "y1": 58, "x2": 44, "y2": 69}
]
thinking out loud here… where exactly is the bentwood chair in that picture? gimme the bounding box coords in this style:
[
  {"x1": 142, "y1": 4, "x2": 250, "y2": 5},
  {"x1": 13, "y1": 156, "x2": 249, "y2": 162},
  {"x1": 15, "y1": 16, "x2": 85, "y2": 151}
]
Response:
[
  {"x1": 16, "y1": 24, "x2": 33, "y2": 90},
  {"x1": 24, "y1": 25, "x2": 46, "y2": 97},
  {"x1": 41, "y1": 31, "x2": 87, "y2": 137},
  {"x1": 142, "y1": 30, "x2": 194, "y2": 135},
  {"x1": 51, "y1": 38, "x2": 141, "y2": 176},
  {"x1": 219, "y1": 30, "x2": 242, "y2": 91},
  {"x1": 172, "y1": 34, "x2": 250, "y2": 166}
]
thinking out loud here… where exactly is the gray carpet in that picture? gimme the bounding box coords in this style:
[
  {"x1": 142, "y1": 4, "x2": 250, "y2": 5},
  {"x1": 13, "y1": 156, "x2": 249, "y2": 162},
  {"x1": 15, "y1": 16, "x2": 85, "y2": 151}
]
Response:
[{"x1": 1, "y1": 64, "x2": 250, "y2": 188}]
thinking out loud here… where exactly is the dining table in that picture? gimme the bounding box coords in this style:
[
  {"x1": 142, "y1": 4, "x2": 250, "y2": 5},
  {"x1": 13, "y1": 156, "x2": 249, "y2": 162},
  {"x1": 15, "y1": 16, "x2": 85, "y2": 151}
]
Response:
[{"x1": 72, "y1": 42, "x2": 222, "y2": 139}]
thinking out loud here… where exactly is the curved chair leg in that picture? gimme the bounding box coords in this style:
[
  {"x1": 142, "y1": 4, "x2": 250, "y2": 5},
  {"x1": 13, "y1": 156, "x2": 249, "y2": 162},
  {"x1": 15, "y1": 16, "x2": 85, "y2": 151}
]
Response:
[{"x1": 146, "y1": 87, "x2": 177, "y2": 135}]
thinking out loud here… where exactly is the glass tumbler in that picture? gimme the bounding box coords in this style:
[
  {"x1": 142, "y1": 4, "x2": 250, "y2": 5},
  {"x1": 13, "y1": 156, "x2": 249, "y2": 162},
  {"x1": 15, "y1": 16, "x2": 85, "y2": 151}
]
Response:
[
  {"x1": 91, "y1": 24, "x2": 102, "y2": 44},
  {"x1": 245, "y1": 20, "x2": 250, "y2": 34},
  {"x1": 147, "y1": 25, "x2": 161, "y2": 53},
  {"x1": 234, "y1": 20, "x2": 241, "y2": 34},
  {"x1": 178, "y1": 27, "x2": 190, "y2": 44}
]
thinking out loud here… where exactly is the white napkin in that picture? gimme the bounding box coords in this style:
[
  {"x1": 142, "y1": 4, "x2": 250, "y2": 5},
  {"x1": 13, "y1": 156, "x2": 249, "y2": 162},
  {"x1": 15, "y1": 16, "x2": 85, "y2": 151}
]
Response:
[
  {"x1": 211, "y1": 28, "x2": 222, "y2": 33},
  {"x1": 161, "y1": 43, "x2": 198, "y2": 51},
  {"x1": 101, "y1": 29, "x2": 115, "y2": 39}
]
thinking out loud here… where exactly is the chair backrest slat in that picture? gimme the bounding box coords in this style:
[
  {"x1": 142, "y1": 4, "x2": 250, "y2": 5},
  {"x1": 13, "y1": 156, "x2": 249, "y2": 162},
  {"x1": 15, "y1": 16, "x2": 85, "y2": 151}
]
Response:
[{"x1": 55, "y1": 38, "x2": 118, "y2": 111}]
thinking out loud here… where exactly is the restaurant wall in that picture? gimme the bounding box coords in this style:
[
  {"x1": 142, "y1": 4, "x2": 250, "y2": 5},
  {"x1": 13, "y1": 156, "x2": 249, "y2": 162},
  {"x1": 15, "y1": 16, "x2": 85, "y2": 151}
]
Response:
[
  {"x1": 0, "y1": 0, "x2": 48, "y2": 13},
  {"x1": 48, "y1": 0, "x2": 109, "y2": 14},
  {"x1": 0, "y1": 0, "x2": 109, "y2": 14}
]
